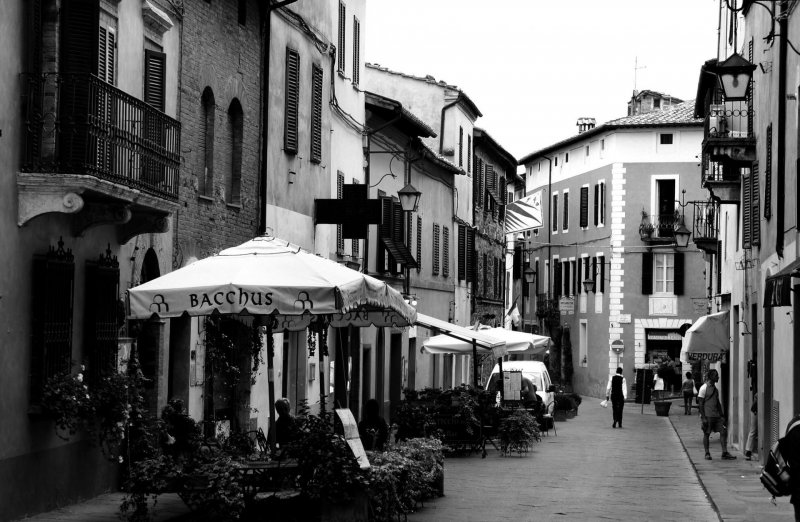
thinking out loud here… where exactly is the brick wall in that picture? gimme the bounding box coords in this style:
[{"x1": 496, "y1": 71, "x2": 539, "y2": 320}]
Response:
[{"x1": 175, "y1": 0, "x2": 262, "y2": 265}]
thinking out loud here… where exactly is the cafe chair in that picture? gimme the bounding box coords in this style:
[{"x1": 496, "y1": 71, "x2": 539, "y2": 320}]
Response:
[{"x1": 539, "y1": 400, "x2": 557, "y2": 437}]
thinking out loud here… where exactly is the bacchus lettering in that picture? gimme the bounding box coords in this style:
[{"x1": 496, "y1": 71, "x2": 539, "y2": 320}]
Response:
[{"x1": 189, "y1": 289, "x2": 273, "y2": 308}]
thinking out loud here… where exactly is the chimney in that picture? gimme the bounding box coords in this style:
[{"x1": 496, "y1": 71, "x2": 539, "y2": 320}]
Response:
[{"x1": 576, "y1": 117, "x2": 596, "y2": 134}]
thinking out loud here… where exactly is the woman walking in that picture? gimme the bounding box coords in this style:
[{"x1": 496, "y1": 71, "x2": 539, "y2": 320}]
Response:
[{"x1": 682, "y1": 371, "x2": 696, "y2": 415}]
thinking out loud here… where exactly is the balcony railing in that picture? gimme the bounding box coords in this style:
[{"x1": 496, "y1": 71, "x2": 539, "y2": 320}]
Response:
[
  {"x1": 640, "y1": 213, "x2": 679, "y2": 243},
  {"x1": 690, "y1": 200, "x2": 720, "y2": 254},
  {"x1": 703, "y1": 89, "x2": 753, "y2": 141},
  {"x1": 21, "y1": 73, "x2": 180, "y2": 200}
]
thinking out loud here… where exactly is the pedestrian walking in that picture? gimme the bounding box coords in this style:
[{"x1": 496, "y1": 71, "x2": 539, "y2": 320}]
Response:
[
  {"x1": 745, "y1": 392, "x2": 757, "y2": 460},
  {"x1": 681, "y1": 371, "x2": 696, "y2": 415},
  {"x1": 653, "y1": 371, "x2": 665, "y2": 400},
  {"x1": 697, "y1": 369, "x2": 736, "y2": 460},
  {"x1": 606, "y1": 367, "x2": 627, "y2": 428}
]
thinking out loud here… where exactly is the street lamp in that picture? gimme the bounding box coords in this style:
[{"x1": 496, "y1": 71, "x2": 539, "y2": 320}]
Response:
[
  {"x1": 520, "y1": 265, "x2": 535, "y2": 332},
  {"x1": 715, "y1": 52, "x2": 756, "y2": 101},
  {"x1": 398, "y1": 183, "x2": 421, "y2": 212},
  {"x1": 674, "y1": 189, "x2": 692, "y2": 248},
  {"x1": 582, "y1": 278, "x2": 596, "y2": 293}
]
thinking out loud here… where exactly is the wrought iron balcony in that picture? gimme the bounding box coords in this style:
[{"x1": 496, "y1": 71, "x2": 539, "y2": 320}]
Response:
[
  {"x1": 639, "y1": 212, "x2": 679, "y2": 244},
  {"x1": 690, "y1": 200, "x2": 720, "y2": 255},
  {"x1": 21, "y1": 73, "x2": 180, "y2": 200},
  {"x1": 699, "y1": 89, "x2": 754, "y2": 202}
]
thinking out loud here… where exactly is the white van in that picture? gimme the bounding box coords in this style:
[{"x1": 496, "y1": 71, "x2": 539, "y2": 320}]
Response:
[{"x1": 485, "y1": 361, "x2": 554, "y2": 406}]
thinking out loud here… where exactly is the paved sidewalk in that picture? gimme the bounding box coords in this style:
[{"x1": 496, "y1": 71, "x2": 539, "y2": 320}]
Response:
[{"x1": 667, "y1": 400, "x2": 795, "y2": 521}]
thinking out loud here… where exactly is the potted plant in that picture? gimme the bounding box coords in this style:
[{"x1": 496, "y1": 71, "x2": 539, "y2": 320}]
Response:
[
  {"x1": 639, "y1": 209, "x2": 655, "y2": 240},
  {"x1": 497, "y1": 410, "x2": 540, "y2": 456}
]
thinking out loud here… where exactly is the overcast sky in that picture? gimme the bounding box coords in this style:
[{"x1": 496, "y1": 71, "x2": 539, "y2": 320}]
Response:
[{"x1": 365, "y1": 0, "x2": 721, "y2": 162}]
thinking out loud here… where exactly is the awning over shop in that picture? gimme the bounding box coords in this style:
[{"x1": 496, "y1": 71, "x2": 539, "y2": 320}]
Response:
[
  {"x1": 680, "y1": 310, "x2": 730, "y2": 363},
  {"x1": 764, "y1": 258, "x2": 800, "y2": 307},
  {"x1": 415, "y1": 313, "x2": 506, "y2": 358},
  {"x1": 505, "y1": 193, "x2": 543, "y2": 234}
]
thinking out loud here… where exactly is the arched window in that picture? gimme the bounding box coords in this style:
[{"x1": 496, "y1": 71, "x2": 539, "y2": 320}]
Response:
[
  {"x1": 200, "y1": 87, "x2": 215, "y2": 197},
  {"x1": 228, "y1": 99, "x2": 243, "y2": 205}
]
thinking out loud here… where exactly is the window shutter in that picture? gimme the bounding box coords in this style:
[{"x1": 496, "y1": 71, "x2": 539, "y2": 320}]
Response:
[
  {"x1": 472, "y1": 165, "x2": 480, "y2": 207},
  {"x1": 458, "y1": 225, "x2": 466, "y2": 281},
  {"x1": 751, "y1": 162, "x2": 760, "y2": 246},
  {"x1": 580, "y1": 186, "x2": 589, "y2": 228},
  {"x1": 563, "y1": 192, "x2": 569, "y2": 230},
  {"x1": 513, "y1": 247, "x2": 521, "y2": 279},
  {"x1": 764, "y1": 124, "x2": 772, "y2": 220},
  {"x1": 352, "y1": 17, "x2": 360, "y2": 86},
  {"x1": 458, "y1": 127, "x2": 463, "y2": 167},
  {"x1": 522, "y1": 258, "x2": 529, "y2": 297},
  {"x1": 600, "y1": 182, "x2": 606, "y2": 225},
  {"x1": 642, "y1": 252, "x2": 654, "y2": 295},
  {"x1": 85, "y1": 259, "x2": 120, "y2": 384},
  {"x1": 599, "y1": 256, "x2": 606, "y2": 293},
  {"x1": 144, "y1": 50, "x2": 166, "y2": 112},
  {"x1": 337, "y1": 1, "x2": 345, "y2": 73},
  {"x1": 591, "y1": 257, "x2": 597, "y2": 287},
  {"x1": 376, "y1": 195, "x2": 392, "y2": 272},
  {"x1": 284, "y1": 47, "x2": 300, "y2": 154},
  {"x1": 593, "y1": 184, "x2": 599, "y2": 226},
  {"x1": 61, "y1": 0, "x2": 99, "y2": 76},
  {"x1": 553, "y1": 261, "x2": 561, "y2": 299},
  {"x1": 432, "y1": 224, "x2": 440, "y2": 275},
  {"x1": 391, "y1": 201, "x2": 403, "y2": 274},
  {"x1": 674, "y1": 252, "x2": 684, "y2": 296},
  {"x1": 416, "y1": 216, "x2": 422, "y2": 273},
  {"x1": 336, "y1": 173, "x2": 344, "y2": 254},
  {"x1": 577, "y1": 258, "x2": 583, "y2": 293},
  {"x1": 466, "y1": 228, "x2": 475, "y2": 284},
  {"x1": 467, "y1": 135, "x2": 471, "y2": 174},
  {"x1": 443, "y1": 226, "x2": 449, "y2": 277},
  {"x1": 552, "y1": 194, "x2": 558, "y2": 231},
  {"x1": 310, "y1": 64, "x2": 323, "y2": 163},
  {"x1": 486, "y1": 164, "x2": 495, "y2": 197},
  {"x1": 535, "y1": 260, "x2": 540, "y2": 294},
  {"x1": 742, "y1": 172, "x2": 752, "y2": 248}
]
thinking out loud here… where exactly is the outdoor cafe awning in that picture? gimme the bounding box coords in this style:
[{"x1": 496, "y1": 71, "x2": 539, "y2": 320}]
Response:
[
  {"x1": 415, "y1": 313, "x2": 507, "y2": 359},
  {"x1": 764, "y1": 258, "x2": 800, "y2": 307},
  {"x1": 680, "y1": 310, "x2": 730, "y2": 363}
]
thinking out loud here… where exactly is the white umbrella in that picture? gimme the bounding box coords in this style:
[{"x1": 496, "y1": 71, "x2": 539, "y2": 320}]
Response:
[
  {"x1": 128, "y1": 235, "x2": 416, "y2": 329},
  {"x1": 422, "y1": 326, "x2": 549, "y2": 358},
  {"x1": 680, "y1": 310, "x2": 730, "y2": 363}
]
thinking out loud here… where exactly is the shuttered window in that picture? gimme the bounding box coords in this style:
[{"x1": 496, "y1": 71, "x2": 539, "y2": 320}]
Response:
[
  {"x1": 337, "y1": 172, "x2": 344, "y2": 254},
  {"x1": 580, "y1": 186, "x2": 589, "y2": 228},
  {"x1": 144, "y1": 50, "x2": 166, "y2": 111},
  {"x1": 577, "y1": 258, "x2": 583, "y2": 293},
  {"x1": 599, "y1": 256, "x2": 605, "y2": 293},
  {"x1": 98, "y1": 25, "x2": 115, "y2": 84},
  {"x1": 562, "y1": 191, "x2": 569, "y2": 231},
  {"x1": 674, "y1": 252, "x2": 684, "y2": 295},
  {"x1": 742, "y1": 170, "x2": 752, "y2": 248},
  {"x1": 466, "y1": 228, "x2": 476, "y2": 284},
  {"x1": 553, "y1": 260, "x2": 561, "y2": 299},
  {"x1": 376, "y1": 193, "x2": 391, "y2": 271},
  {"x1": 765, "y1": 124, "x2": 772, "y2": 220},
  {"x1": 467, "y1": 135, "x2": 471, "y2": 174},
  {"x1": 458, "y1": 223, "x2": 466, "y2": 280},
  {"x1": 642, "y1": 252, "x2": 654, "y2": 294},
  {"x1": 458, "y1": 127, "x2": 463, "y2": 167},
  {"x1": 284, "y1": 47, "x2": 300, "y2": 154},
  {"x1": 352, "y1": 17, "x2": 360, "y2": 86},
  {"x1": 416, "y1": 216, "x2": 422, "y2": 273},
  {"x1": 482, "y1": 253, "x2": 488, "y2": 295},
  {"x1": 443, "y1": 226, "x2": 450, "y2": 277},
  {"x1": 310, "y1": 64, "x2": 323, "y2": 163},
  {"x1": 752, "y1": 162, "x2": 761, "y2": 246},
  {"x1": 476, "y1": 158, "x2": 484, "y2": 207},
  {"x1": 552, "y1": 194, "x2": 558, "y2": 232},
  {"x1": 337, "y1": 1, "x2": 346, "y2": 73},
  {"x1": 472, "y1": 164, "x2": 480, "y2": 207},
  {"x1": 597, "y1": 182, "x2": 606, "y2": 225},
  {"x1": 432, "y1": 224, "x2": 440, "y2": 275}
]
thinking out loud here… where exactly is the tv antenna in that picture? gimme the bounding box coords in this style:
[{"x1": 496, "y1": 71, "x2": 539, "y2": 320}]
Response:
[{"x1": 634, "y1": 56, "x2": 647, "y2": 92}]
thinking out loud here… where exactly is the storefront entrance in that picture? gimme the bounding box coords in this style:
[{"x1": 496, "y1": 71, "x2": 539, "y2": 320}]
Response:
[{"x1": 646, "y1": 330, "x2": 683, "y2": 392}]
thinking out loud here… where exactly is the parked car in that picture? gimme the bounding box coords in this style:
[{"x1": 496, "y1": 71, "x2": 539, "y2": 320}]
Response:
[{"x1": 485, "y1": 361, "x2": 554, "y2": 406}]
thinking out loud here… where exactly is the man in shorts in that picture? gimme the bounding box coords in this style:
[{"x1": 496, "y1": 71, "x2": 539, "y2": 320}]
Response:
[{"x1": 697, "y1": 369, "x2": 736, "y2": 460}]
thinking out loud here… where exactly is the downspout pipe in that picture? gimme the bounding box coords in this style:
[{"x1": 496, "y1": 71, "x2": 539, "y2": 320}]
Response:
[{"x1": 777, "y1": 0, "x2": 787, "y2": 257}]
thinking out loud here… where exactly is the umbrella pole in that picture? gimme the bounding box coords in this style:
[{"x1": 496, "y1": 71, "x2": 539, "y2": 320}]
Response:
[
  {"x1": 498, "y1": 357, "x2": 505, "y2": 404},
  {"x1": 319, "y1": 345, "x2": 326, "y2": 416},
  {"x1": 266, "y1": 322, "x2": 277, "y2": 447},
  {"x1": 472, "y1": 339, "x2": 479, "y2": 387}
]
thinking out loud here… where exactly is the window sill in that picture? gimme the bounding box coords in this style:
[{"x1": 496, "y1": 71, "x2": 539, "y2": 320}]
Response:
[
  {"x1": 198, "y1": 195, "x2": 214, "y2": 204},
  {"x1": 226, "y1": 202, "x2": 242, "y2": 211}
]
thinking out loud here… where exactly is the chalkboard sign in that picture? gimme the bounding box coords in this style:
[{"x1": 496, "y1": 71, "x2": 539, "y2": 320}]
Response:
[{"x1": 635, "y1": 368, "x2": 654, "y2": 404}]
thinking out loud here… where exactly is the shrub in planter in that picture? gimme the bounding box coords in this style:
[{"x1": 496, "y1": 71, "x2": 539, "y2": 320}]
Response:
[{"x1": 498, "y1": 410, "x2": 540, "y2": 456}]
